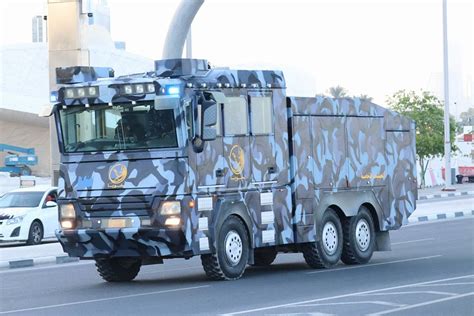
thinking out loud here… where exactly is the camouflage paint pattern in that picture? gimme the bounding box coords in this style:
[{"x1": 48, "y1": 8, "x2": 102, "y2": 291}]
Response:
[{"x1": 53, "y1": 59, "x2": 416, "y2": 260}]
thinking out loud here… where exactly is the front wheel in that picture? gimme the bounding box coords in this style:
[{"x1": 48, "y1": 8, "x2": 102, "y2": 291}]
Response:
[
  {"x1": 341, "y1": 207, "x2": 376, "y2": 265},
  {"x1": 301, "y1": 209, "x2": 343, "y2": 269},
  {"x1": 95, "y1": 257, "x2": 142, "y2": 282},
  {"x1": 201, "y1": 215, "x2": 249, "y2": 280},
  {"x1": 26, "y1": 221, "x2": 43, "y2": 245}
]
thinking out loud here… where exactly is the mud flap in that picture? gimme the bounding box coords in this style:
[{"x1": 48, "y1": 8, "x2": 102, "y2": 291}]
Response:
[{"x1": 375, "y1": 231, "x2": 391, "y2": 251}]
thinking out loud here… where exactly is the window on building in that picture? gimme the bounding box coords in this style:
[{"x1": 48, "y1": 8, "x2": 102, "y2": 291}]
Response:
[
  {"x1": 224, "y1": 96, "x2": 248, "y2": 136},
  {"x1": 250, "y1": 96, "x2": 273, "y2": 135}
]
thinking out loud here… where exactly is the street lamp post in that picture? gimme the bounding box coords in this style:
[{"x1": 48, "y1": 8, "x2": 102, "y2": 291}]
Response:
[{"x1": 442, "y1": 0, "x2": 453, "y2": 189}]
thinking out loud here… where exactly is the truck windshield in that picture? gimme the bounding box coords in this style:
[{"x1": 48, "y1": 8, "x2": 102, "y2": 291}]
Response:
[{"x1": 59, "y1": 97, "x2": 179, "y2": 153}]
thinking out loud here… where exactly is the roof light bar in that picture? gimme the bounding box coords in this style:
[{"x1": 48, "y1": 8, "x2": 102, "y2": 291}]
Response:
[
  {"x1": 63, "y1": 86, "x2": 99, "y2": 99},
  {"x1": 120, "y1": 83, "x2": 156, "y2": 95}
]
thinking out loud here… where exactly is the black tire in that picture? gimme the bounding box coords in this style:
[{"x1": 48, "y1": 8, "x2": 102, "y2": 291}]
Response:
[
  {"x1": 341, "y1": 207, "x2": 376, "y2": 265},
  {"x1": 251, "y1": 248, "x2": 277, "y2": 266},
  {"x1": 95, "y1": 257, "x2": 142, "y2": 282},
  {"x1": 26, "y1": 221, "x2": 43, "y2": 245},
  {"x1": 301, "y1": 209, "x2": 343, "y2": 269},
  {"x1": 201, "y1": 215, "x2": 250, "y2": 280}
]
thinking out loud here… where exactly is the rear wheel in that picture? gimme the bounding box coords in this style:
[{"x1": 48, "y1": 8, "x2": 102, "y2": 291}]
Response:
[
  {"x1": 341, "y1": 207, "x2": 376, "y2": 265},
  {"x1": 26, "y1": 221, "x2": 43, "y2": 245},
  {"x1": 95, "y1": 257, "x2": 142, "y2": 282},
  {"x1": 301, "y1": 209, "x2": 343, "y2": 269},
  {"x1": 251, "y1": 248, "x2": 277, "y2": 266},
  {"x1": 201, "y1": 215, "x2": 249, "y2": 280}
]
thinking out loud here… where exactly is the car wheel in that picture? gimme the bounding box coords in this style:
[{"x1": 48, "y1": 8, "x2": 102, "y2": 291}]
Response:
[
  {"x1": 201, "y1": 215, "x2": 250, "y2": 280},
  {"x1": 301, "y1": 208, "x2": 343, "y2": 269},
  {"x1": 95, "y1": 257, "x2": 142, "y2": 282},
  {"x1": 341, "y1": 206, "x2": 376, "y2": 265},
  {"x1": 26, "y1": 221, "x2": 43, "y2": 245}
]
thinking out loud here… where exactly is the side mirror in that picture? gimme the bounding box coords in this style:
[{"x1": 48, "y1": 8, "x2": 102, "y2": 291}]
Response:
[{"x1": 44, "y1": 201, "x2": 57, "y2": 208}]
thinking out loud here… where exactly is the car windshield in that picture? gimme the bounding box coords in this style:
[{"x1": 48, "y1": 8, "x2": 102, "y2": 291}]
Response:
[
  {"x1": 0, "y1": 192, "x2": 44, "y2": 208},
  {"x1": 59, "y1": 97, "x2": 180, "y2": 153}
]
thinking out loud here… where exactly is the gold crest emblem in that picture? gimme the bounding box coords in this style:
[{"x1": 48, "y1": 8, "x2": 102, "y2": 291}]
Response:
[
  {"x1": 229, "y1": 145, "x2": 245, "y2": 180},
  {"x1": 108, "y1": 163, "x2": 128, "y2": 187}
]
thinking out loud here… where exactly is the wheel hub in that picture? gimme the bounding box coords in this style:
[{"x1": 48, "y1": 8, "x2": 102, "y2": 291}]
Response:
[
  {"x1": 225, "y1": 230, "x2": 243, "y2": 266},
  {"x1": 33, "y1": 225, "x2": 41, "y2": 243},
  {"x1": 355, "y1": 218, "x2": 370, "y2": 251},
  {"x1": 322, "y1": 221, "x2": 338, "y2": 255}
]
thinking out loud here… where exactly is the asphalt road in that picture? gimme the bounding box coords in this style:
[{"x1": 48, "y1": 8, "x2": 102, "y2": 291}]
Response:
[{"x1": 0, "y1": 218, "x2": 473, "y2": 316}]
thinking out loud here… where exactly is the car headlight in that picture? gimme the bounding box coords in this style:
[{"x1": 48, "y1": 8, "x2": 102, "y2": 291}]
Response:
[
  {"x1": 6, "y1": 216, "x2": 24, "y2": 225},
  {"x1": 160, "y1": 201, "x2": 181, "y2": 215}
]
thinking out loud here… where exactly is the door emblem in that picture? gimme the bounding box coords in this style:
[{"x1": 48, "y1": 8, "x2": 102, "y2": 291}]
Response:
[
  {"x1": 108, "y1": 163, "x2": 128, "y2": 187},
  {"x1": 229, "y1": 145, "x2": 245, "y2": 180}
]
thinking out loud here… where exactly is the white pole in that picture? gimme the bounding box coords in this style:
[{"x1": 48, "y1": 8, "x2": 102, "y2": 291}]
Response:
[
  {"x1": 186, "y1": 28, "x2": 192, "y2": 58},
  {"x1": 442, "y1": 0, "x2": 452, "y2": 188},
  {"x1": 162, "y1": 0, "x2": 204, "y2": 59}
]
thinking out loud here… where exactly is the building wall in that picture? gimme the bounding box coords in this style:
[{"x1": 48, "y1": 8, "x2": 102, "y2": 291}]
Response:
[{"x1": 0, "y1": 109, "x2": 50, "y2": 176}]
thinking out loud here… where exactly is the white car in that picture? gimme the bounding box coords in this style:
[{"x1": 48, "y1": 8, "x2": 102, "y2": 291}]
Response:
[{"x1": 0, "y1": 186, "x2": 59, "y2": 245}]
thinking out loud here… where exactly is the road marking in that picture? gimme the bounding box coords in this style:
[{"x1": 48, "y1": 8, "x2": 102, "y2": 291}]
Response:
[
  {"x1": 357, "y1": 291, "x2": 458, "y2": 296},
  {"x1": 306, "y1": 255, "x2": 442, "y2": 274},
  {"x1": 292, "y1": 301, "x2": 406, "y2": 308},
  {"x1": 391, "y1": 238, "x2": 435, "y2": 245},
  {"x1": 414, "y1": 282, "x2": 474, "y2": 287},
  {"x1": 0, "y1": 285, "x2": 209, "y2": 314},
  {"x1": 367, "y1": 292, "x2": 474, "y2": 315},
  {"x1": 222, "y1": 274, "x2": 474, "y2": 315}
]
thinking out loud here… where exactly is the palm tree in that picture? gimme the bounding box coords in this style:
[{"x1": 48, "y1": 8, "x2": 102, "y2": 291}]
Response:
[
  {"x1": 358, "y1": 94, "x2": 373, "y2": 102},
  {"x1": 327, "y1": 86, "x2": 348, "y2": 98}
]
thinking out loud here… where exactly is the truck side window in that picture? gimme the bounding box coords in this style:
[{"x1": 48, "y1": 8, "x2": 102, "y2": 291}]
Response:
[
  {"x1": 185, "y1": 101, "x2": 194, "y2": 140},
  {"x1": 250, "y1": 96, "x2": 273, "y2": 135},
  {"x1": 224, "y1": 96, "x2": 248, "y2": 136}
]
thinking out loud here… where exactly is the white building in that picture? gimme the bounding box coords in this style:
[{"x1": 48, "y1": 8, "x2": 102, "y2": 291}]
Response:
[{"x1": 0, "y1": 1, "x2": 152, "y2": 176}]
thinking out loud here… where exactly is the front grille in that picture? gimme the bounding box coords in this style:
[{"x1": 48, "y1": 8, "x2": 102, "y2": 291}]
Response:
[{"x1": 77, "y1": 195, "x2": 153, "y2": 212}]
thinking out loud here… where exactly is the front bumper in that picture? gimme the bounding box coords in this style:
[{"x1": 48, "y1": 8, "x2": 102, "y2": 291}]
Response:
[
  {"x1": 0, "y1": 224, "x2": 23, "y2": 242},
  {"x1": 55, "y1": 228, "x2": 191, "y2": 259}
]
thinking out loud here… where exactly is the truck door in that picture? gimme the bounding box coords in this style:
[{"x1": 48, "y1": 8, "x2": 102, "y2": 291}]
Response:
[
  {"x1": 191, "y1": 99, "x2": 225, "y2": 189},
  {"x1": 248, "y1": 92, "x2": 277, "y2": 185},
  {"x1": 221, "y1": 92, "x2": 251, "y2": 188}
]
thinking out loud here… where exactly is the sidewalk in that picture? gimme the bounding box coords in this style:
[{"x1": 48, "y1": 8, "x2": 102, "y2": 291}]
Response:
[
  {"x1": 418, "y1": 182, "x2": 474, "y2": 200},
  {"x1": 0, "y1": 241, "x2": 77, "y2": 269}
]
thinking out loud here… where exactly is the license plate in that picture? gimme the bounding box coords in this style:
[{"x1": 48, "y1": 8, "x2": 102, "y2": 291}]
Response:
[{"x1": 106, "y1": 218, "x2": 129, "y2": 228}]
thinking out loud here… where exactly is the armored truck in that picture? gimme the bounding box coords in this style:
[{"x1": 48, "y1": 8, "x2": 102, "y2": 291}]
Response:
[{"x1": 49, "y1": 59, "x2": 417, "y2": 281}]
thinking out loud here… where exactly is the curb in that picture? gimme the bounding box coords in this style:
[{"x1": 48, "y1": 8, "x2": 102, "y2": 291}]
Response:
[
  {"x1": 408, "y1": 210, "x2": 474, "y2": 223},
  {"x1": 0, "y1": 255, "x2": 79, "y2": 270},
  {"x1": 418, "y1": 190, "x2": 474, "y2": 201}
]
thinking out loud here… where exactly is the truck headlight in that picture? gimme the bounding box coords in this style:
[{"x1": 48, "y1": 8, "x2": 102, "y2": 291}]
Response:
[
  {"x1": 6, "y1": 216, "x2": 24, "y2": 225},
  {"x1": 160, "y1": 201, "x2": 181, "y2": 215},
  {"x1": 60, "y1": 204, "x2": 76, "y2": 229},
  {"x1": 60, "y1": 203, "x2": 76, "y2": 219}
]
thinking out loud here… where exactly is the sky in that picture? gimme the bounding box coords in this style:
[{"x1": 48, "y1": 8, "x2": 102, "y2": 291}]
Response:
[{"x1": 0, "y1": 0, "x2": 473, "y2": 116}]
